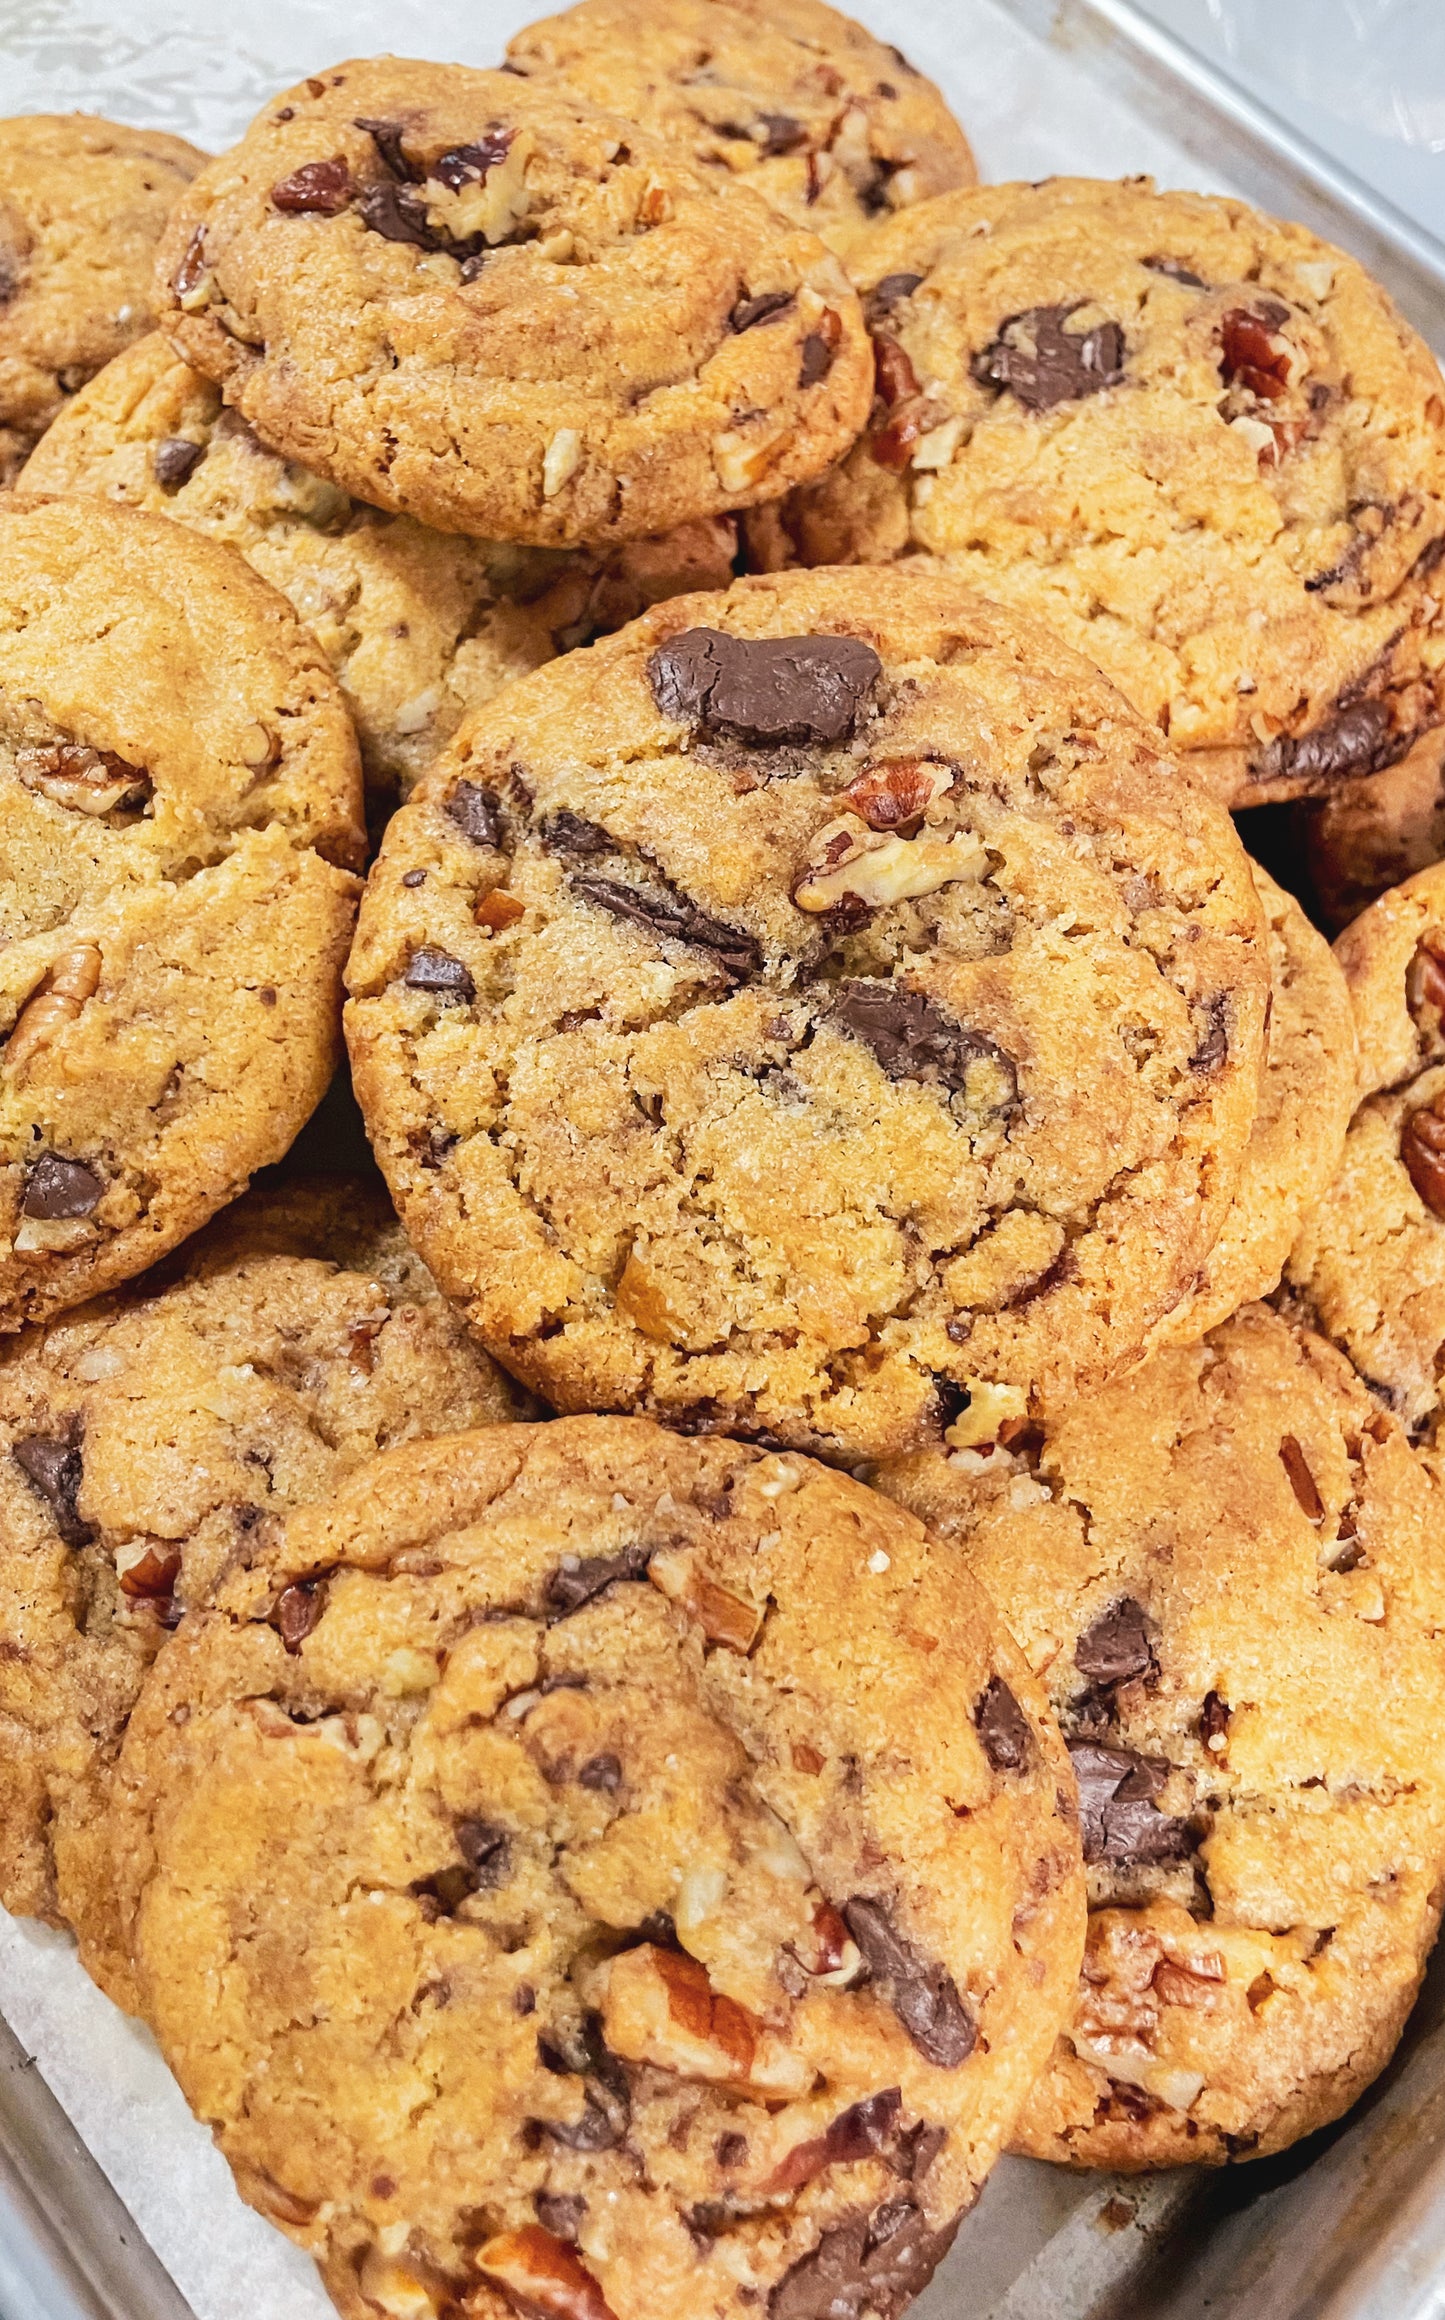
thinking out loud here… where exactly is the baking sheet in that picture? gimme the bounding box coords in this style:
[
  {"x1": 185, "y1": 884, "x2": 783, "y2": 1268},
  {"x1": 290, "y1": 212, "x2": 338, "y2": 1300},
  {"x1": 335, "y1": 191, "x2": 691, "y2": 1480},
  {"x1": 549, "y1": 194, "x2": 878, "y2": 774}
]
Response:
[{"x1": 0, "y1": 3, "x2": 1440, "y2": 2317}]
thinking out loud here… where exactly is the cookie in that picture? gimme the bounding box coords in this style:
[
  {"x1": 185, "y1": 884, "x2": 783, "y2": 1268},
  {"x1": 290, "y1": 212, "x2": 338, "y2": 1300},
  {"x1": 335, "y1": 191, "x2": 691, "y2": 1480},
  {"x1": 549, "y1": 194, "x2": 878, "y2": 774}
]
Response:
[
  {"x1": 0, "y1": 114, "x2": 207, "y2": 485},
  {"x1": 112, "y1": 1415, "x2": 1084, "y2": 2319},
  {"x1": 0, "y1": 1176, "x2": 528, "y2": 2009},
  {"x1": 0, "y1": 492, "x2": 365, "y2": 1329},
  {"x1": 152, "y1": 58, "x2": 873, "y2": 547},
  {"x1": 1300, "y1": 723, "x2": 1445, "y2": 932},
  {"x1": 743, "y1": 177, "x2": 1445, "y2": 809},
  {"x1": 1144, "y1": 865, "x2": 1355, "y2": 1352},
  {"x1": 505, "y1": 0, "x2": 975, "y2": 262},
  {"x1": 20, "y1": 333, "x2": 740, "y2": 815},
  {"x1": 1287, "y1": 857, "x2": 1445, "y2": 1460},
  {"x1": 345, "y1": 567, "x2": 1270, "y2": 1463},
  {"x1": 875, "y1": 1303, "x2": 1445, "y2": 2167}
]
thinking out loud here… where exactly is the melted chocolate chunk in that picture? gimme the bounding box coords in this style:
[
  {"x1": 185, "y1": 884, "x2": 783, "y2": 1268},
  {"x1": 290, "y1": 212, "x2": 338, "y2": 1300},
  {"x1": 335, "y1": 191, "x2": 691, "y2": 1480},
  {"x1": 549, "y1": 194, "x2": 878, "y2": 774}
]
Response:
[
  {"x1": 770, "y1": 2198, "x2": 960, "y2": 2320},
  {"x1": 899, "y1": 2122, "x2": 947, "y2": 2184},
  {"x1": 456, "y1": 1817, "x2": 511, "y2": 1888},
  {"x1": 842, "y1": 1897, "x2": 975, "y2": 2068},
  {"x1": 799, "y1": 331, "x2": 835, "y2": 388},
  {"x1": 533, "y1": 2014, "x2": 630, "y2": 2150},
  {"x1": 869, "y1": 272, "x2": 924, "y2": 317},
  {"x1": 1200, "y1": 1692, "x2": 1230, "y2": 1751},
  {"x1": 355, "y1": 117, "x2": 412, "y2": 179},
  {"x1": 541, "y1": 809, "x2": 612, "y2": 857},
  {"x1": 1068, "y1": 1742, "x2": 1194, "y2": 1867},
  {"x1": 274, "y1": 1579, "x2": 325, "y2": 1653},
  {"x1": 1252, "y1": 699, "x2": 1404, "y2": 790},
  {"x1": 974, "y1": 1675, "x2": 1032, "y2": 1772},
  {"x1": 534, "y1": 2192, "x2": 586, "y2": 2244},
  {"x1": 447, "y1": 781, "x2": 503, "y2": 848},
  {"x1": 1189, "y1": 995, "x2": 1230, "y2": 1075},
  {"x1": 757, "y1": 111, "x2": 808, "y2": 155},
  {"x1": 1075, "y1": 1597, "x2": 1154, "y2": 1688},
  {"x1": 972, "y1": 303, "x2": 1125, "y2": 410},
  {"x1": 271, "y1": 157, "x2": 353, "y2": 214},
  {"x1": 544, "y1": 1543, "x2": 653, "y2": 1616},
  {"x1": 730, "y1": 290, "x2": 795, "y2": 333},
  {"x1": 152, "y1": 437, "x2": 205, "y2": 490},
  {"x1": 577, "y1": 1752, "x2": 622, "y2": 1792},
  {"x1": 572, "y1": 874, "x2": 760, "y2": 985},
  {"x1": 648, "y1": 627, "x2": 881, "y2": 748},
  {"x1": 430, "y1": 130, "x2": 514, "y2": 188},
  {"x1": 834, "y1": 983, "x2": 1020, "y2": 1109},
  {"x1": 12, "y1": 1434, "x2": 91, "y2": 1547},
  {"x1": 357, "y1": 178, "x2": 434, "y2": 247},
  {"x1": 404, "y1": 946, "x2": 475, "y2": 1001},
  {"x1": 1143, "y1": 256, "x2": 1208, "y2": 289},
  {"x1": 22, "y1": 1153, "x2": 103, "y2": 1221}
]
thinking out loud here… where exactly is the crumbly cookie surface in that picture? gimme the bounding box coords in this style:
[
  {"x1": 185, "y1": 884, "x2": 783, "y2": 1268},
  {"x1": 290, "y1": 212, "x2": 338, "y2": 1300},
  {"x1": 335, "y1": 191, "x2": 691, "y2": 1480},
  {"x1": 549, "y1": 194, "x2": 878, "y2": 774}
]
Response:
[
  {"x1": 1145, "y1": 866, "x2": 1355, "y2": 1351},
  {"x1": 113, "y1": 1416, "x2": 1084, "y2": 2320},
  {"x1": 1288, "y1": 858, "x2": 1445, "y2": 1461},
  {"x1": 505, "y1": 0, "x2": 974, "y2": 261},
  {"x1": 152, "y1": 58, "x2": 872, "y2": 547},
  {"x1": 21, "y1": 334, "x2": 739, "y2": 815},
  {"x1": 0, "y1": 113, "x2": 206, "y2": 485},
  {"x1": 875, "y1": 1303, "x2": 1445, "y2": 2167},
  {"x1": 345, "y1": 568, "x2": 1268, "y2": 1462},
  {"x1": 0, "y1": 1177, "x2": 525, "y2": 2008},
  {"x1": 745, "y1": 177, "x2": 1445, "y2": 807},
  {"x1": 0, "y1": 492, "x2": 364, "y2": 1328}
]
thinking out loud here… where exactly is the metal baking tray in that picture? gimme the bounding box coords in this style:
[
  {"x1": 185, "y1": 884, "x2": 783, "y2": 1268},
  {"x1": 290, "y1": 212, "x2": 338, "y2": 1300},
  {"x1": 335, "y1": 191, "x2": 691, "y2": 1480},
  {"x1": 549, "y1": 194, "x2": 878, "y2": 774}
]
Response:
[{"x1": 2, "y1": 1, "x2": 1444, "y2": 2315}]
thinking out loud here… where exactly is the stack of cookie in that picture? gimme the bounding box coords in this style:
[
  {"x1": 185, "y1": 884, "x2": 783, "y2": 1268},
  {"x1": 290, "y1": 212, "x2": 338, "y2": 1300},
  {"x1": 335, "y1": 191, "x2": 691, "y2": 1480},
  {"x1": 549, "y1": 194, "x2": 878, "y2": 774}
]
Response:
[{"x1": 2, "y1": 8, "x2": 1445, "y2": 2318}]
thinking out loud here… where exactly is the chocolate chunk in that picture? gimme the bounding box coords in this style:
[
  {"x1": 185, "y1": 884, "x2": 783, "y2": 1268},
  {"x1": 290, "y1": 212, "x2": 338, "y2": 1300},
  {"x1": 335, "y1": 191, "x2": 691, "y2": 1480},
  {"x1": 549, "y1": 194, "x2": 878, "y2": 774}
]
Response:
[
  {"x1": 1252, "y1": 700, "x2": 1404, "y2": 791},
  {"x1": 544, "y1": 1543, "x2": 653, "y2": 1616},
  {"x1": 404, "y1": 946, "x2": 475, "y2": 1001},
  {"x1": 972, "y1": 304, "x2": 1125, "y2": 410},
  {"x1": 12, "y1": 1434, "x2": 90, "y2": 1547},
  {"x1": 1068, "y1": 1742, "x2": 1194, "y2": 1868},
  {"x1": 22, "y1": 1153, "x2": 103, "y2": 1221},
  {"x1": 152, "y1": 437, "x2": 205, "y2": 490},
  {"x1": 1075, "y1": 1597, "x2": 1154, "y2": 1688},
  {"x1": 271, "y1": 157, "x2": 353, "y2": 214},
  {"x1": 274, "y1": 1579, "x2": 325, "y2": 1653},
  {"x1": 870, "y1": 272, "x2": 924, "y2": 317},
  {"x1": 456, "y1": 1817, "x2": 511, "y2": 1888},
  {"x1": 572, "y1": 874, "x2": 760, "y2": 985},
  {"x1": 1279, "y1": 1434, "x2": 1324, "y2": 1521},
  {"x1": 730, "y1": 291, "x2": 795, "y2": 333},
  {"x1": 1218, "y1": 307, "x2": 1292, "y2": 400},
  {"x1": 770, "y1": 2198, "x2": 960, "y2": 2320},
  {"x1": 716, "y1": 2131, "x2": 748, "y2": 2168},
  {"x1": 577, "y1": 1752, "x2": 621, "y2": 1792},
  {"x1": 357, "y1": 179, "x2": 434, "y2": 247},
  {"x1": 1403, "y1": 1097, "x2": 1445, "y2": 1217},
  {"x1": 757, "y1": 111, "x2": 808, "y2": 154},
  {"x1": 842, "y1": 1897, "x2": 975, "y2": 2068},
  {"x1": 447, "y1": 782, "x2": 503, "y2": 848},
  {"x1": 1143, "y1": 257, "x2": 1207, "y2": 289},
  {"x1": 1189, "y1": 995, "x2": 1229, "y2": 1075},
  {"x1": 534, "y1": 2192, "x2": 585, "y2": 2244},
  {"x1": 799, "y1": 332, "x2": 835, "y2": 388},
  {"x1": 541, "y1": 809, "x2": 612, "y2": 857},
  {"x1": 402, "y1": 869, "x2": 426, "y2": 888},
  {"x1": 0, "y1": 246, "x2": 20, "y2": 309},
  {"x1": 534, "y1": 2015, "x2": 630, "y2": 2150},
  {"x1": 835, "y1": 983, "x2": 1020, "y2": 1109},
  {"x1": 355, "y1": 116, "x2": 411, "y2": 176},
  {"x1": 974, "y1": 1675, "x2": 1032, "y2": 1772},
  {"x1": 430, "y1": 130, "x2": 514, "y2": 188},
  {"x1": 899, "y1": 2122, "x2": 946, "y2": 2184},
  {"x1": 648, "y1": 627, "x2": 881, "y2": 748},
  {"x1": 1200, "y1": 1692, "x2": 1229, "y2": 1751},
  {"x1": 770, "y1": 2089, "x2": 904, "y2": 2194}
]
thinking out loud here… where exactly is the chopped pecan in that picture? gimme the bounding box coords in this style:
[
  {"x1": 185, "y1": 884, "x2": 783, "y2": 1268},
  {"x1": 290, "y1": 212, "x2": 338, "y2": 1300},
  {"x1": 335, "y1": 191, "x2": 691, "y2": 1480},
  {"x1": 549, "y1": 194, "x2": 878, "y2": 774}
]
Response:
[
  {"x1": 476, "y1": 2227, "x2": 617, "y2": 2320},
  {"x1": 600, "y1": 1944, "x2": 812, "y2": 2095},
  {"x1": 6, "y1": 944, "x2": 101, "y2": 1073}
]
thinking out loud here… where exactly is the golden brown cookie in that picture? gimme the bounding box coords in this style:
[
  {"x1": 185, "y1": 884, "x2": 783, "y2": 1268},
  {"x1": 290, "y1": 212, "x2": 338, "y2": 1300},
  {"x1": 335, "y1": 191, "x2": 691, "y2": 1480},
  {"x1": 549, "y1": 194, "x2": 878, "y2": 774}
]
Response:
[
  {"x1": 345, "y1": 567, "x2": 1269, "y2": 1463},
  {"x1": 505, "y1": 0, "x2": 975, "y2": 261},
  {"x1": 152, "y1": 58, "x2": 873, "y2": 546},
  {"x1": 744, "y1": 177, "x2": 1445, "y2": 809},
  {"x1": 0, "y1": 1177, "x2": 527, "y2": 2010},
  {"x1": 20, "y1": 332, "x2": 740, "y2": 815},
  {"x1": 112, "y1": 1416, "x2": 1084, "y2": 2319},
  {"x1": 0, "y1": 113, "x2": 206, "y2": 484},
  {"x1": 875, "y1": 1303, "x2": 1445, "y2": 2167},
  {"x1": 0, "y1": 492, "x2": 364, "y2": 1329}
]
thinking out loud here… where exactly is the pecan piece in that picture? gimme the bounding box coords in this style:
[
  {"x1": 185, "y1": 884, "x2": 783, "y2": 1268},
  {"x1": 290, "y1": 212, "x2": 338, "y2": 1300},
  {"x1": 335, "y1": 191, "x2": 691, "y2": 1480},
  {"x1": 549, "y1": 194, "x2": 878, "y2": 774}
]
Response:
[
  {"x1": 6, "y1": 944, "x2": 101, "y2": 1074},
  {"x1": 1403, "y1": 1093, "x2": 1445, "y2": 1217},
  {"x1": 15, "y1": 742, "x2": 150, "y2": 817},
  {"x1": 476, "y1": 2227, "x2": 618, "y2": 2320},
  {"x1": 600, "y1": 1944, "x2": 812, "y2": 2095},
  {"x1": 648, "y1": 1548, "x2": 763, "y2": 1650}
]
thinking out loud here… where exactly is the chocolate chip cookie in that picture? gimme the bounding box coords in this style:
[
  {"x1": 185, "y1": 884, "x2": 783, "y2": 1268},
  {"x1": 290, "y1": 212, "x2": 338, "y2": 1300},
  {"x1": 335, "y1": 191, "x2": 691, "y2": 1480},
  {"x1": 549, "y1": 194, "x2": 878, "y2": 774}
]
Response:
[
  {"x1": 112, "y1": 1416, "x2": 1084, "y2": 2318},
  {"x1": 744, "y1": 177, "x2": 1445, "y2": 809},
  {"x1": 1145, "y1": 866, "x2": 1355, "y2": 1352},
  {"x1": 1288, "y1": 858, "x2": 1445, "y2": 1462},
  {"x1": 346, "y1": 567, "x2": 1270, "y2": 1462},
  {"x1": 153, "y1": 58, "x2": 872, "y2": 547},
  {"x1": 0, "y1": 492, "x2": 365, "y2": 1330},
  {"x1": 876, "y1": 1302, "x2": 1445, "y2": 2167},
  {"x1": 0, "y1": 1176, "x2": 528, "y2": 2010},
  {"x1": 505, "y1": 0, "x2": 975, "y2": 261},
  {"x1": 21, "y1": 332, "x2": 740, "y2": 816},
  {"x1": 1301, "y1": 722, "x2": 1445, "y2": 932},
  {"x1": 0, "y1": 114, "x2": 207, "y2": 485}
]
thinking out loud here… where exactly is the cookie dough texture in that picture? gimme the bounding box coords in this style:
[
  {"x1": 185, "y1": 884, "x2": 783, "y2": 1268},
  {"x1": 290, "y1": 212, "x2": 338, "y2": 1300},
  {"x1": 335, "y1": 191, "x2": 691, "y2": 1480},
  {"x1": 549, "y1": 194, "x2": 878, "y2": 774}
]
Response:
[
  {"x1": 152, "y1": 58, "x2": 873, "y2": 547},
  {"x1": 0, "y1": 114, "x2": 207, "y2": 486},
  {"x1": 0, "y1": 1177, "x2": 526, "y2": 2009},
  {"x1": 505, "y1": 0, "x2": 975, "y2": 261},
  {"x1": 745, "y1": 177, "x2": 1445, "y2": 808},
  {"x1": 113, "y1": 1416, "x2": 1085, "y2": 2320},
  {"x1": 21, "y1": 333, "x2": 740, "y2": 812},
  {"x1": 0, "y1": 492, "x2": 365, "y2": 1330},
  {"x1": 346, "y1": 568, "x2": 1269, "y2": 1463},
  {"x1": 1288, "y1": 859, "x2": 1445, "y2": 1461},
  {"x1": 876, "y1": 1304, "x2": 1445, "y2": 2167},
  {"x1": 1145, "y1": 866, "x2": 1355, "y2": 1352}
]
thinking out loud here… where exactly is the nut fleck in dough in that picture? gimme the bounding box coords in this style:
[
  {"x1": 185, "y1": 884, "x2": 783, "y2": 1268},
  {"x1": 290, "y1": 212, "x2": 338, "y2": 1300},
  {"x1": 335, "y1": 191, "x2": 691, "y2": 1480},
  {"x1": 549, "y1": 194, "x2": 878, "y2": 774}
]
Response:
[
  {"x1": 152, "y1": 58, "x2": 873, "y2": 547},
  {"x1": 0, "y1": 1179, "x2": 526, "y2": 2008},
  {"x1": 0, "y1": 493, "x2": 365, "y2": 1329},
  {"x1": 506, "y1": 0, "x2": 975, "y2": 261},
  {"x1": 744, "y1": 178, "x2": 1445, "y2": 809},
  {"x1": 0, "y1": 114, "x2": 207, "y2": 485},
  {"x1": 113, "y1": 1416, "x2": 1084, "y2": 2320},
  {"x1": 1301, "y1": 723, "x2": 1445, "y2": 932},
  {"x1": 1144, "y1": 865, "x2": 1355, "y2": 1352},
  {"x1": 1288, "y1": 857, "x2": 1445, "y2": 1465},
  {"x1": 22, "y1": 333, "x2": 740, "y2": 815},
  {"x1": 346, "y1": 567, "x2": 1269, "y2": 1463},
  {"x1": 876, "y1": 1304, "x2": 1445, "y2": 2168}
]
